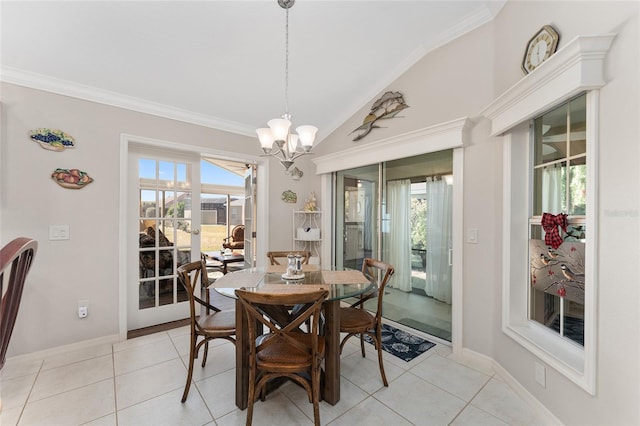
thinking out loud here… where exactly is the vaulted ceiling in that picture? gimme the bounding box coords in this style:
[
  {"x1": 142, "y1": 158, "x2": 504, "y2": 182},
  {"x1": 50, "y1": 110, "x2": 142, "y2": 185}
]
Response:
[{"x1": 1, "y1": 1, "x2": 505, "y2": 143}]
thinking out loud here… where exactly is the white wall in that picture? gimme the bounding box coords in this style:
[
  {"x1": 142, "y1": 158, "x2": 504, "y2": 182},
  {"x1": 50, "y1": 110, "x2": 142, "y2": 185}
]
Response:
[
  {"x1": 0, "y1": 83, "x2": 319, "y2": 355},
  {"x1": 266, "y1": 153, "x2": 322, "y2": 254},
  {"x1": 316, "y1": 2, "x2": 639, "y2": 424}
]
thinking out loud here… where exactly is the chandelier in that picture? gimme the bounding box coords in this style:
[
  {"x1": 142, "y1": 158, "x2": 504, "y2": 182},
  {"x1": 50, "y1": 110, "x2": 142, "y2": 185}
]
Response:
[{"x1": 256, "y1": 0, "x2": 317, "y2": 172}]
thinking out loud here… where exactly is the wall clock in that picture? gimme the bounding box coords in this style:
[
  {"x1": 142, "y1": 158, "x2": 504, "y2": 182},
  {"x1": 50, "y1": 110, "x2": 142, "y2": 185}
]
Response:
[{"x1": 522, "y1": 25, "x2": 560, "y2": 74}]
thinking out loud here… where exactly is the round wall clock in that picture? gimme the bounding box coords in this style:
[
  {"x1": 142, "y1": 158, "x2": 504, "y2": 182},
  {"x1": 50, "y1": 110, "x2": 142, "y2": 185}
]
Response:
[{"x1": 522, "y1": 25, "x2": 560, "y2": 74}]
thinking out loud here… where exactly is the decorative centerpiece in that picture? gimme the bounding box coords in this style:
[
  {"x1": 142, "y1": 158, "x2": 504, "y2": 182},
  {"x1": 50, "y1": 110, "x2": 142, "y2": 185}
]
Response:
[
  {"x1": 303, "y1": 192, "x2": 317, "y2": 211},
  {"x1": 51, "y1": 168, "x2": 93, "y2": 189},
  {"x1": 282, "y1": 189, "x2": 297, "y2": 203},
  {"x1": 30, "y1": 128, "x2": 76, "y2": 151}
]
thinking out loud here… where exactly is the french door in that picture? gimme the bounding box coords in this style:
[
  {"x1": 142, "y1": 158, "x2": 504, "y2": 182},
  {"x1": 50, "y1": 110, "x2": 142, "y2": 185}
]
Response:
[{"x1": 127, "y1": 148, "x2": 201, "y2": 330}]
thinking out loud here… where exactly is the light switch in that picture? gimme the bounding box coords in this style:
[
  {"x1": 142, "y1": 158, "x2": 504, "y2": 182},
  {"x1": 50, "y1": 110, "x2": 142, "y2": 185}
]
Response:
[
  {"x1": 49, "y1": 224, "x2": 70, "y2": 240},
  {"x1": 466, "y1": 228, "x2": 478, "y2": 244},
  {"x1": 535, "y1": 362, "x2": 546, "y2": 388}
]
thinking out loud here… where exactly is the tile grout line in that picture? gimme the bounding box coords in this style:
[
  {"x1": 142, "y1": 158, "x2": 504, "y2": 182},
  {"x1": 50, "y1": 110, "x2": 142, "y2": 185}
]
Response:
[
  {"x1": 13, "y1": 358, "x2": 45, "y2": 426},
  {"x1": 446, "y1": 375, "x2": 495, "y2": 426},
  {"x1": 168, "y1": 330, "x2": 218, "y2": 424},
  {"x1": 111, "y1": 342, "x2": 119, "y2": 426}
]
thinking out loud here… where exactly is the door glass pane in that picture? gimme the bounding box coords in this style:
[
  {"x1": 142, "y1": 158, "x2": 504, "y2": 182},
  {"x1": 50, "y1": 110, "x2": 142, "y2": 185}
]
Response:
[
  {"x1": 201, "y1": 193, "x2": 229, "y2": 252},
  {"x1": 139, "y1": 159, "x2": 156, "y2": 179},
  {"x1": 159, "y1": 161, "x2": 174, "y2": 186},
  {"x1": 336, "y1": 164, "x2": 379, "y2": 271},
  {"x1": 140, "y1": 190, "x2": 157, "y2": 217},
  {"x1": 382, "y1": 151, "x2": 453, "y2": 341},
  {"x1": 137, "y1": 158, "x2": 192, "y2": 311},
  {"x1": 162, "y1": 191, "x2": 177, "y2": 217},
  {"x1": 199, "y1": 158, "x2": 248, "y2": 270}
]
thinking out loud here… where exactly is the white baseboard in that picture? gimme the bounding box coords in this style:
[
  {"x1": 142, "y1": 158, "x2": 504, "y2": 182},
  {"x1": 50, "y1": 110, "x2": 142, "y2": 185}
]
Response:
[
  {"x1": 6, "y1": 334, "x2": 121, "y2": 364},
  {"x1": 462, "y1": 348, "x2": 563, "y2": 426}
]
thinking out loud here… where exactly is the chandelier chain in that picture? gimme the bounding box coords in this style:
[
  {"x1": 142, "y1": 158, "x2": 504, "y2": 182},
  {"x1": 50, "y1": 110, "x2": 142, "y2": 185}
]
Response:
[
  {"x1": 256, "y1": 0, "x2": 316, "y2": 173},
  {"x1": 284, "y1": 6, "x2": 289, "y2": 116}
]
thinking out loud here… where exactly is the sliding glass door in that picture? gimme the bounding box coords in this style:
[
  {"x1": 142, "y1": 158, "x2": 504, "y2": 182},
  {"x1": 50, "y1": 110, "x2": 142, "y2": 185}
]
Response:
[
  {"x1": 335, "y1": 150, "x2": 453, "y2": 341},
  {"x1": 335, "y1": 164, "x2": 380, "y2": 271}
]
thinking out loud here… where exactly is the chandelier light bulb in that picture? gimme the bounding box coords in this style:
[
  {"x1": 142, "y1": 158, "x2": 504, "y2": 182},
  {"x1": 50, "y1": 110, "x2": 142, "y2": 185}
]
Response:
[
  {"x1": 256, "y1": 128, "x2": 275, "y2": 150},
  {"x1": 296, "y1": 125, "x2": 318, "y2": 149},
  {"x1": 287, "y1": 133, "x2": 299, "y2": 153},
  {"x1": 267, "y1": 118, "x2": 291, "y2": 141}
]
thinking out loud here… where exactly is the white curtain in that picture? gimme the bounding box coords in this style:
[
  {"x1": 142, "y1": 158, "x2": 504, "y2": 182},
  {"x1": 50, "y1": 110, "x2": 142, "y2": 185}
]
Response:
[
  {"x1": 424, "y1": 178, "x2": 453, "y2": 304},
  {"x1": 387, "y1": 179, "x2": 412, "y2": 292},
  {"x1": 542, "y1": 166, "x2": 563, "y2": 213}
]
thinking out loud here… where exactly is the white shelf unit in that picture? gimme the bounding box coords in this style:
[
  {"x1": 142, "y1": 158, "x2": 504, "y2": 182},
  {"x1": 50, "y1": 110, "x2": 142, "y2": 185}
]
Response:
[{"x1": 293, "y1": 210, "x2": 322, "y2": 264}]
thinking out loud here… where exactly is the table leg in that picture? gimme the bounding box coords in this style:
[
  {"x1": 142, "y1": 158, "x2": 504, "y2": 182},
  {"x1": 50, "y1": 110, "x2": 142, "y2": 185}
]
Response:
[
  {"x1": 323, "y1": 299, "x2": 340, "y2": 405},
  {"x1": 235, "y1": 298, "x2": 248, "y2": 409}
]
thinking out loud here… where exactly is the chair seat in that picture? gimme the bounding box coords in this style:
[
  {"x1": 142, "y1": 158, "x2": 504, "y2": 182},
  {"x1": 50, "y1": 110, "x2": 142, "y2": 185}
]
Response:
[
  {"x1": 339, "y1": 307, "x2": 375, "y2": 332},
  {"x1": 256, "y1": 334, "x2": 325, "y2": 368},
  {"x1": 198, "y1": 310, "x2": 236, "y2": 333}
]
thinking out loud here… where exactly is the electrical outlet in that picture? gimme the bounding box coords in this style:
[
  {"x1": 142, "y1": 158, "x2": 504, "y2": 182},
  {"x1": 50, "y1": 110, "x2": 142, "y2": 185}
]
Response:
[
  {"x1": 535, "y1": 362, "x2": 546, "y2": 388},
  {"x1": 78, "y1": 304, "x2": 88, "y2": 318},
  {"x1": 49, "y1": 224, "x2": 70, "y2": 241}
]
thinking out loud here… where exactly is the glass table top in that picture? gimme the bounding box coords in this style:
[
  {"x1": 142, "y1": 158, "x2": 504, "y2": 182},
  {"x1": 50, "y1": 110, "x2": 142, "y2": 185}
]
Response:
[{"x1": 209, "y1": 265, "x2": 375, "y2": 301}]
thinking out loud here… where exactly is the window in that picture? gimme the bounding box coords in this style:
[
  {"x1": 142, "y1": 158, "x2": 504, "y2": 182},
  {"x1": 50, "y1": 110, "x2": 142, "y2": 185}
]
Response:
[
  {"x1": 529, "y1": 94, "x2": 586, "y2": 347},
  {"x1": 483, "y1": 34, "x2": 615, "y2": 394}
]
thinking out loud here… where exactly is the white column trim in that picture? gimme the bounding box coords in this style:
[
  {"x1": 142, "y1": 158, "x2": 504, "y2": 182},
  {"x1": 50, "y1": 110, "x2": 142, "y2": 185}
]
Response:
[
  {"x1": 486, "y1": 34, "x2": 613, "y2": 395},
  {"x1": 313, "y1": 117, "x2": 469, "y2": 175},
  {"x1": 315, "y1": 118, "x2": 468, "y2": 355}
]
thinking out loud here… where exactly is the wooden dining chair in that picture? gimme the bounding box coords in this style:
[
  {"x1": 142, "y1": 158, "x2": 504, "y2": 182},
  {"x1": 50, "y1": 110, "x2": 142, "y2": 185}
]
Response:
[
  {"x1": 236, "y1": 288, "x2": 328, "y2": 426},
  {"x1": 177, "y1": 259, "x2": 235, "y2": 402},
  {"x1": 1, "y1": 237, "x2": 38, "y2": 371},
  {"x1": 339, "y1": 258, "x2": 394, "y2": 386},
  {"x1": 266, "y1": 250, "x2": 311, "y2": 265}
]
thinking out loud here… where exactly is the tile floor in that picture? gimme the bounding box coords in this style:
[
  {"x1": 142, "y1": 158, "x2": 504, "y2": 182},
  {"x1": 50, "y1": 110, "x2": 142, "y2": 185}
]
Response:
[{"x1": 1, "y1": 323, "x2": 545, "y2": 426}]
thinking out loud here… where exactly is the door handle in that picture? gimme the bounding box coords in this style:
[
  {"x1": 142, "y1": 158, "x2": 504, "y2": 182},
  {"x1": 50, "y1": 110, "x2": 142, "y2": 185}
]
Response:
[
  {"x1": 448, "y1": 249, "x2": 453, "y2": 266},
  {"x1": 191, "y1": 229, "x2": 200, "y2": 235}
]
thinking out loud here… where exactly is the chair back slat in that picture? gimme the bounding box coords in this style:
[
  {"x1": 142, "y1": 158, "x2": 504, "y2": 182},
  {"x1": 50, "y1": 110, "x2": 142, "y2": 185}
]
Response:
[
  {"x1": 236, "y1": 289, "x2": 327, "y2": 356},
  {"x1": 266, "y1": 250, "x2": 311, "y2": 265},
  {"x1": 0, "y1": 238, "x2": 38, "y2": 370},
  {"x1": 362, "y1": 258, "x2": 394, "y2": 318}
]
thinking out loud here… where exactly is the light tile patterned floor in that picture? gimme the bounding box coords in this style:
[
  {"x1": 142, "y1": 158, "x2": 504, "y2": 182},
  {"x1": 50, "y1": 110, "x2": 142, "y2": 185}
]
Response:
[{"x1": 1, "y1": 324, "x2": 544, "y2": 426}]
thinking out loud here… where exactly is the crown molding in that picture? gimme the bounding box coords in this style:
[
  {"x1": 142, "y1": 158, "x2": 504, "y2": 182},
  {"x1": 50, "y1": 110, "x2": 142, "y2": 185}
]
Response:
[
  {"x1": 0, "y1": 66, "x2": 256, "y2": 137},
  {"x1": 482, "y1": 34, "x2": 616, "y2": 136}
]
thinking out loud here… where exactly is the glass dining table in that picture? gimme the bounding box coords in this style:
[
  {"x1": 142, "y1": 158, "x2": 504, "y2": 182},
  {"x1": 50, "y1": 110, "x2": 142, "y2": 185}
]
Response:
[{"x1": 208, "y1": 264, "x2": 375, "y2": 409}]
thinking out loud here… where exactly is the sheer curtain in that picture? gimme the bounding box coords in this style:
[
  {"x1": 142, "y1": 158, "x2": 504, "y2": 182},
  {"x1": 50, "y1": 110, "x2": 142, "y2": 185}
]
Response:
[
  {"x1": 387, "y1": 179, "x2": 412, "y2": 292},
  {"x1": 542, "y1": 166, "x2": 563, "y2": 213},
  {"x1": 424, "y1": 178, "x2": 453, "y2": 303}
]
